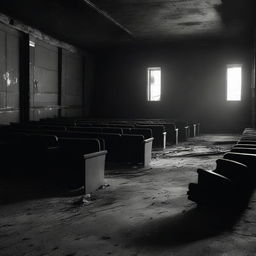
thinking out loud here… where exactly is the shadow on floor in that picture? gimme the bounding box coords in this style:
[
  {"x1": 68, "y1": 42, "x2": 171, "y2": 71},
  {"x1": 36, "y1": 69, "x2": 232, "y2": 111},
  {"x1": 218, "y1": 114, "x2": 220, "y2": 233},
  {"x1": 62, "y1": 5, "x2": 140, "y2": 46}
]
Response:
[
  {"x1": 0, "y1": 176, "x2": 85, "y2": 204},
  {"x1": 132, "y1": 202, "x2": 250, "y2": 248},
  {"x1": 105, "y1": 162, "x2": 152, "y2": 178}
]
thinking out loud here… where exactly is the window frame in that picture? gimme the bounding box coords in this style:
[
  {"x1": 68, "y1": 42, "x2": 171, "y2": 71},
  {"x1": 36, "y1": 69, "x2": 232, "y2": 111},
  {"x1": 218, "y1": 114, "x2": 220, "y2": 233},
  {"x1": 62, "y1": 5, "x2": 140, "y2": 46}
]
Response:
[
  {"x1": 147, "y1": 67, "x2": 161, "y2": 102},
  {"x1": 226, "y1": 64, "x2": 242, "y2": 102}
]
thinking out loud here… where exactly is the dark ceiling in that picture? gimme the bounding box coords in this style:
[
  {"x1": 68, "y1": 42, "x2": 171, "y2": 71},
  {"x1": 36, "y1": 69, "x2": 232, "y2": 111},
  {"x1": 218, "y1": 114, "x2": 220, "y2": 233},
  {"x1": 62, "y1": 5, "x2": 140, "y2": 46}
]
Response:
[
  {"x1": 91, "y1": 0, "x2": 254, "y2": 39},
  {"x1": 0, "y1": 0, "x2": 255, "y2": 48}
]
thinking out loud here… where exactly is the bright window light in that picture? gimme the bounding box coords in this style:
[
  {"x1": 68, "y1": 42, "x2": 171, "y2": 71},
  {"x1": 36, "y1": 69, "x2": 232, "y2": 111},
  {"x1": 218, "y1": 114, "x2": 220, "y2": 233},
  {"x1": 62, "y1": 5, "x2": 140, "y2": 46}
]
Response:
[
  {"x1": 147, "y1": 67, "x2": 161, "y2": 101},
  {"x1": 227, "y1": 65, "x2": 242, "y2": 101},
  {"x1": 29, "y1": 40, "x2": 35, "y2": 47}
]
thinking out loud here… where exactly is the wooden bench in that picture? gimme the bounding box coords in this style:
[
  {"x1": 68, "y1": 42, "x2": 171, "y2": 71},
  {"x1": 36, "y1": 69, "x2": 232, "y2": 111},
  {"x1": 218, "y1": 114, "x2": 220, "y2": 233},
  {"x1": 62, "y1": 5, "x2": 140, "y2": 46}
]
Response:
[
  {"x1": 4, "y1": 126, "x2": 153, "y2": 166},
  {"x1": 135, "y1": 124, "x2": 166, "y2": 149},
  {"x1": 188, "y1": 158, "x2": 250, "y2": 204},
  {"x1": 37, "y1": 117, "x2": 201, "y2": 144},
  {"x1": 175, "y1": 122, "x2": 190, "y2": 142},
  {"x1": 187, "y1": 127, "x2": 256, "y2": 205},
  {"x1": 231, "y1": 147, "x2": 256, "y2": 154},
  {"x1": 62, "y1": 131, "x2": 153, "y2": 166},
  {"x1": 68, "y1": 126, "x2": 123, "y2": 134},
  {"x1": 57, "y1": 137, "x2": 107, "y2": 193},
  {"x1": 156, "y1": 123, "x2": 178, "y2": 145},
  {"x1": 0, "y1": 131, "x2": 107, "y2": 193},
  {"x1": 233, "y1": 144, "x2": 256, "y2": 148},
  {"x1": 224, "y1": 152, "x2": 256, "y2": 171},
  {"x1": 122, "y1": 128, "x2": 152, "y2": 139}
]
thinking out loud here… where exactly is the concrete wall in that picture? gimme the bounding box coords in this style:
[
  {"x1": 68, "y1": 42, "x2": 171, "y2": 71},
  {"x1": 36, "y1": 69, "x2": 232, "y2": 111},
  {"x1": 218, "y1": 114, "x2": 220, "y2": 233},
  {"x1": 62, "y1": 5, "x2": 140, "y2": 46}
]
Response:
[
  {"x1": 29, "y1": 38, "x2": 59, "y2": 120},
  {"x1": 93, "y1": 41, "x2": 253, "y2": 132},
  {"x1": 0, "y1": 21, "x2": 94, "y2": 124},
  {"x1": 0, "y1": 23, "x2": 20, "y2": 124},
  {"x1": 61, "y1": 49, "x2": 83, "y2": 118}
]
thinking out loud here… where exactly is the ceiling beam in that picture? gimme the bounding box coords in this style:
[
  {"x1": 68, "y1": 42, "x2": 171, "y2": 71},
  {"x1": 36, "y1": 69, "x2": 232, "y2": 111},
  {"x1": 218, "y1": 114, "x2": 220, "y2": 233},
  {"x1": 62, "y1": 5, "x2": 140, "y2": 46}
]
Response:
[
  {"x1": 82, "y1": 0, "x2": 133, "y2": 37},
  {"x1": 0, "y1": 13, "x2": 81, "y2": 53}
]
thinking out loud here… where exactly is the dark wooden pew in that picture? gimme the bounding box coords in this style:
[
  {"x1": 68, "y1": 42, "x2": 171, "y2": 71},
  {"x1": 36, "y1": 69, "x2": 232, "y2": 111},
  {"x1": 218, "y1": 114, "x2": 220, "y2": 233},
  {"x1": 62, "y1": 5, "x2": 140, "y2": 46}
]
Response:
[
  {"x1": 84, "y1": 123, "x2": 135, "y2": 129},
  {"x1": 3, "y1": 127, "x2": 153, "y2": 166},
  {"x1": 68, "y1": 126, "x2": 123, "y2": 134},
  {"x1": 174, "y1": 122, "x2": 190, "y2": 142},
  {"x1": 67, "y1": 119, "x2": 179, "y2": 145},
  {"x1": 136, "y1": 122, "x2": 177, "y2": 145},
  {"x1": 224, "y1": 152, "x2": 256, "y2": 172},
  {"x1": 4, "y1": 127, "x2": 106, "y2": 151},
  {"x1": 234, "y1": 144, "x2": 256, "y2": 148},
  {"x1": 187, "y1": 127, "x2": 256, "y2": 205},
  {"x1": 38, "y1": 117, "x2": 200, "y2": 144},
  {"x1": 56, "y1": 137, "x2": 107, "y2": 192},
  {"x1": 0, "y1": 133, "x2": 59, "y2": 176},
  {"x1": 10, "y1": 122, "x2": 67, "y2": 131},
  {"x1": 0, "y1": 131, "x2": 107, "y2": 193},
  {"x1": 188, "y1": 158, "x2": 250, "y2": 205},
  {"x1": 237, "y1": 140, "x2": 256, "y2": 145},
  {"x1": 61, "y1": 131, "x2": 153, "y2": 166},
  {"x1": 122, "y1": 128, "x2": 152, "y2": 139},
  {"x1": 157, "y1": 123, "x2": 178, "y2": 145},
  {"x1": 135, "y1": 124, "x2": 166, "y2": 149},
  {"x1": 231, "y1": 147, "x2": 256, "y2": 154}
]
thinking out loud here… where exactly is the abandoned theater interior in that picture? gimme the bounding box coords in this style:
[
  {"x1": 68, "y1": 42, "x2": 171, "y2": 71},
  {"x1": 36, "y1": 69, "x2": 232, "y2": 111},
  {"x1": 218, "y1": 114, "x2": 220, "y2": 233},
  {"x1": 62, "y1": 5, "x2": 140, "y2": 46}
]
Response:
[{"x1": 1, "y1": 0, "x2": 256, "y2": 255}]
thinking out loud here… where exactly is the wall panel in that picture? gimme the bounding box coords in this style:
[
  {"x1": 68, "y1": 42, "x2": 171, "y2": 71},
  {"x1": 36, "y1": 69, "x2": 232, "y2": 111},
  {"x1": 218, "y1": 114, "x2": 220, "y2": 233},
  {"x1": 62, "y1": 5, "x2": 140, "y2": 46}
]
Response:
[
  {"x1": 0, "y1": 22, "x2": 93, "y2": 123},
  {"x1": 0, "y1": 30, "x2": 6, "y2": 93},
  {"x1": 61, "y1": 49, "x2": 83, "y2": 117},
  {"x1": 0, "y1": 23, "x2": 20, "y2": 124},
  {"x1": 29, "y1": 38, "x2": 59, "y2": 120},
  {"x1": 6, "y1": 34, "x2": 19, "y2": 108}
]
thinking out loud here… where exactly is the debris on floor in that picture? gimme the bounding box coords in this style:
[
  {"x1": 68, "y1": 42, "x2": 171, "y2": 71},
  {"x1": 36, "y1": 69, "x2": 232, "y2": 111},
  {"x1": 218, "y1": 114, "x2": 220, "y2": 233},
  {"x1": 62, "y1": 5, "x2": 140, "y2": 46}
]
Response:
[
  {"x1": 98, "y1": 184, "x2": 110, "y2": 190},
  {"x1": 2, "y1": 134, "x2": 256, "y2": 256},
  {"x1": 72, "y1": 193, "x2": 95, "y2": 206}
]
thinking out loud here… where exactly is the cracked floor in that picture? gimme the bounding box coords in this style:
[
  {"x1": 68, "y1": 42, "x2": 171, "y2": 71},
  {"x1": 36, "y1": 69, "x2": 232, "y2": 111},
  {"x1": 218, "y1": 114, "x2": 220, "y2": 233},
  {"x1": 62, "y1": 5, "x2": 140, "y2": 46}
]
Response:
[{"x1": 1, "y1": 134, "x2": 256, "y2": 256}]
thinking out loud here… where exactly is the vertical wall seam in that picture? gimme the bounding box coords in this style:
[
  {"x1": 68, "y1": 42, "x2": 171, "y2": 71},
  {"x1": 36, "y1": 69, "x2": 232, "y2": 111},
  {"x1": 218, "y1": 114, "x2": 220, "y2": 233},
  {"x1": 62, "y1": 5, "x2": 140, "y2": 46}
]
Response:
[
  {"x1": 58, "y1": 47, "x2": 62, "y2": 117},
  {"x1": 5, "y1": 32, "x2": 7, "y2": 109}
]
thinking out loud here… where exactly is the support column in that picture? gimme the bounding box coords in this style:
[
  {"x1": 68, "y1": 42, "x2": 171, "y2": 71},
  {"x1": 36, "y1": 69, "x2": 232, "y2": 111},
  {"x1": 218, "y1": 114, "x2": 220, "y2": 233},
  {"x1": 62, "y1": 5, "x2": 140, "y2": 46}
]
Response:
[
  {"x1": 58, "y1": 47, "x2": 62, "y2": 117},
  {"x1": 252, "y1": 31, "x2": 256, "y2": 128},
  {"x1": 19, "y1": 33, "x2": 30, "y2": 123}
]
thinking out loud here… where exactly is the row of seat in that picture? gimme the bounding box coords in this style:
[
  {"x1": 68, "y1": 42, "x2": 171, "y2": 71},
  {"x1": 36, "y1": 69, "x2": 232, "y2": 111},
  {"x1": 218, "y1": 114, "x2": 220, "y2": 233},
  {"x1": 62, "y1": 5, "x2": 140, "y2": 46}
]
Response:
[
  {"x1": 0, "y1": 133, "x2": 107, "y2": 193},
  {"x1": 2, "y1": 124, "x2": 154, "y2": 166},
  {"x1": 27, "y1": 121, "x2": 168, "y2": 148},
  {"x1": 0, "y1": 120, "x2": 156, "y2": 192},
  {"x1": 34, "y1": 118, "x2": 201, "y2": 147},
  {"x1": 0, "y1": 118, "x2": 200, "y2": 193},
  {"x1": 187, "y1": 128, "x2": 256, "y2": 205}
]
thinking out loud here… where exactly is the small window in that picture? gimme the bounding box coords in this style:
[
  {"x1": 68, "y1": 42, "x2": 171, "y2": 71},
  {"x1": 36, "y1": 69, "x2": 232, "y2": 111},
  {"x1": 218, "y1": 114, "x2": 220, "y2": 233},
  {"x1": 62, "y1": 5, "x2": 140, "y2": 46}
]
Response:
[
  {"x1": 227, "y1": 64, "x2": 242, "y2": 101},
  {"x1": 147, "y1": 67, "x2": 161, "y2": 101}
]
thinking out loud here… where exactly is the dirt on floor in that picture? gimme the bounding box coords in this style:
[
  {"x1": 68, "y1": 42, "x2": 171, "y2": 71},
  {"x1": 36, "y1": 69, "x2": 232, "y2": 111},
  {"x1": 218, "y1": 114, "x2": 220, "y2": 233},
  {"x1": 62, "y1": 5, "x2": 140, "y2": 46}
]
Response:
[{"x1": 1, "y1": 134, "x2": 256, "y2": 256}]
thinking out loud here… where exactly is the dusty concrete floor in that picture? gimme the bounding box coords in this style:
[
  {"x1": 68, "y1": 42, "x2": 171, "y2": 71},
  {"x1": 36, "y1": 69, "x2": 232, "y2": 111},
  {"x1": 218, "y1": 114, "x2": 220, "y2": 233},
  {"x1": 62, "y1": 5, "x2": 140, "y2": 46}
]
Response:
[{"x1": 1, "y1": 134, "x2": 256, "y2": 256}]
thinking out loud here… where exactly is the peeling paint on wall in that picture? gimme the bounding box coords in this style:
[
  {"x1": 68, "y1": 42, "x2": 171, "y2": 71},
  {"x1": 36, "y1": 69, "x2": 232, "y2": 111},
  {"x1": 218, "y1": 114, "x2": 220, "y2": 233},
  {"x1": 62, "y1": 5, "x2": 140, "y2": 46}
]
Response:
[
  {"x1": 0, "y1": 23, "x2": 20, "y2": 124},
  {"x1": 3, "y1": 71, "x2": 18, "y2": 87}
]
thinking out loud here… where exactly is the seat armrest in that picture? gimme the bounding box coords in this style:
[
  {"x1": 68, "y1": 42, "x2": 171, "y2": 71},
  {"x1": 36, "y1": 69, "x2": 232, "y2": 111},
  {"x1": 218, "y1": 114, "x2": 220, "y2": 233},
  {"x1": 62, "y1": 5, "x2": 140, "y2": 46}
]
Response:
[
  {"x1": 144, "y1": 137, "x2": 154, "y2": 143},
  {"x1": 197, "y1": 168, "x2": 232, "y2": 185},
  {"x1": 84, "y1": 150, "x2": 107, "y2": 160}
]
